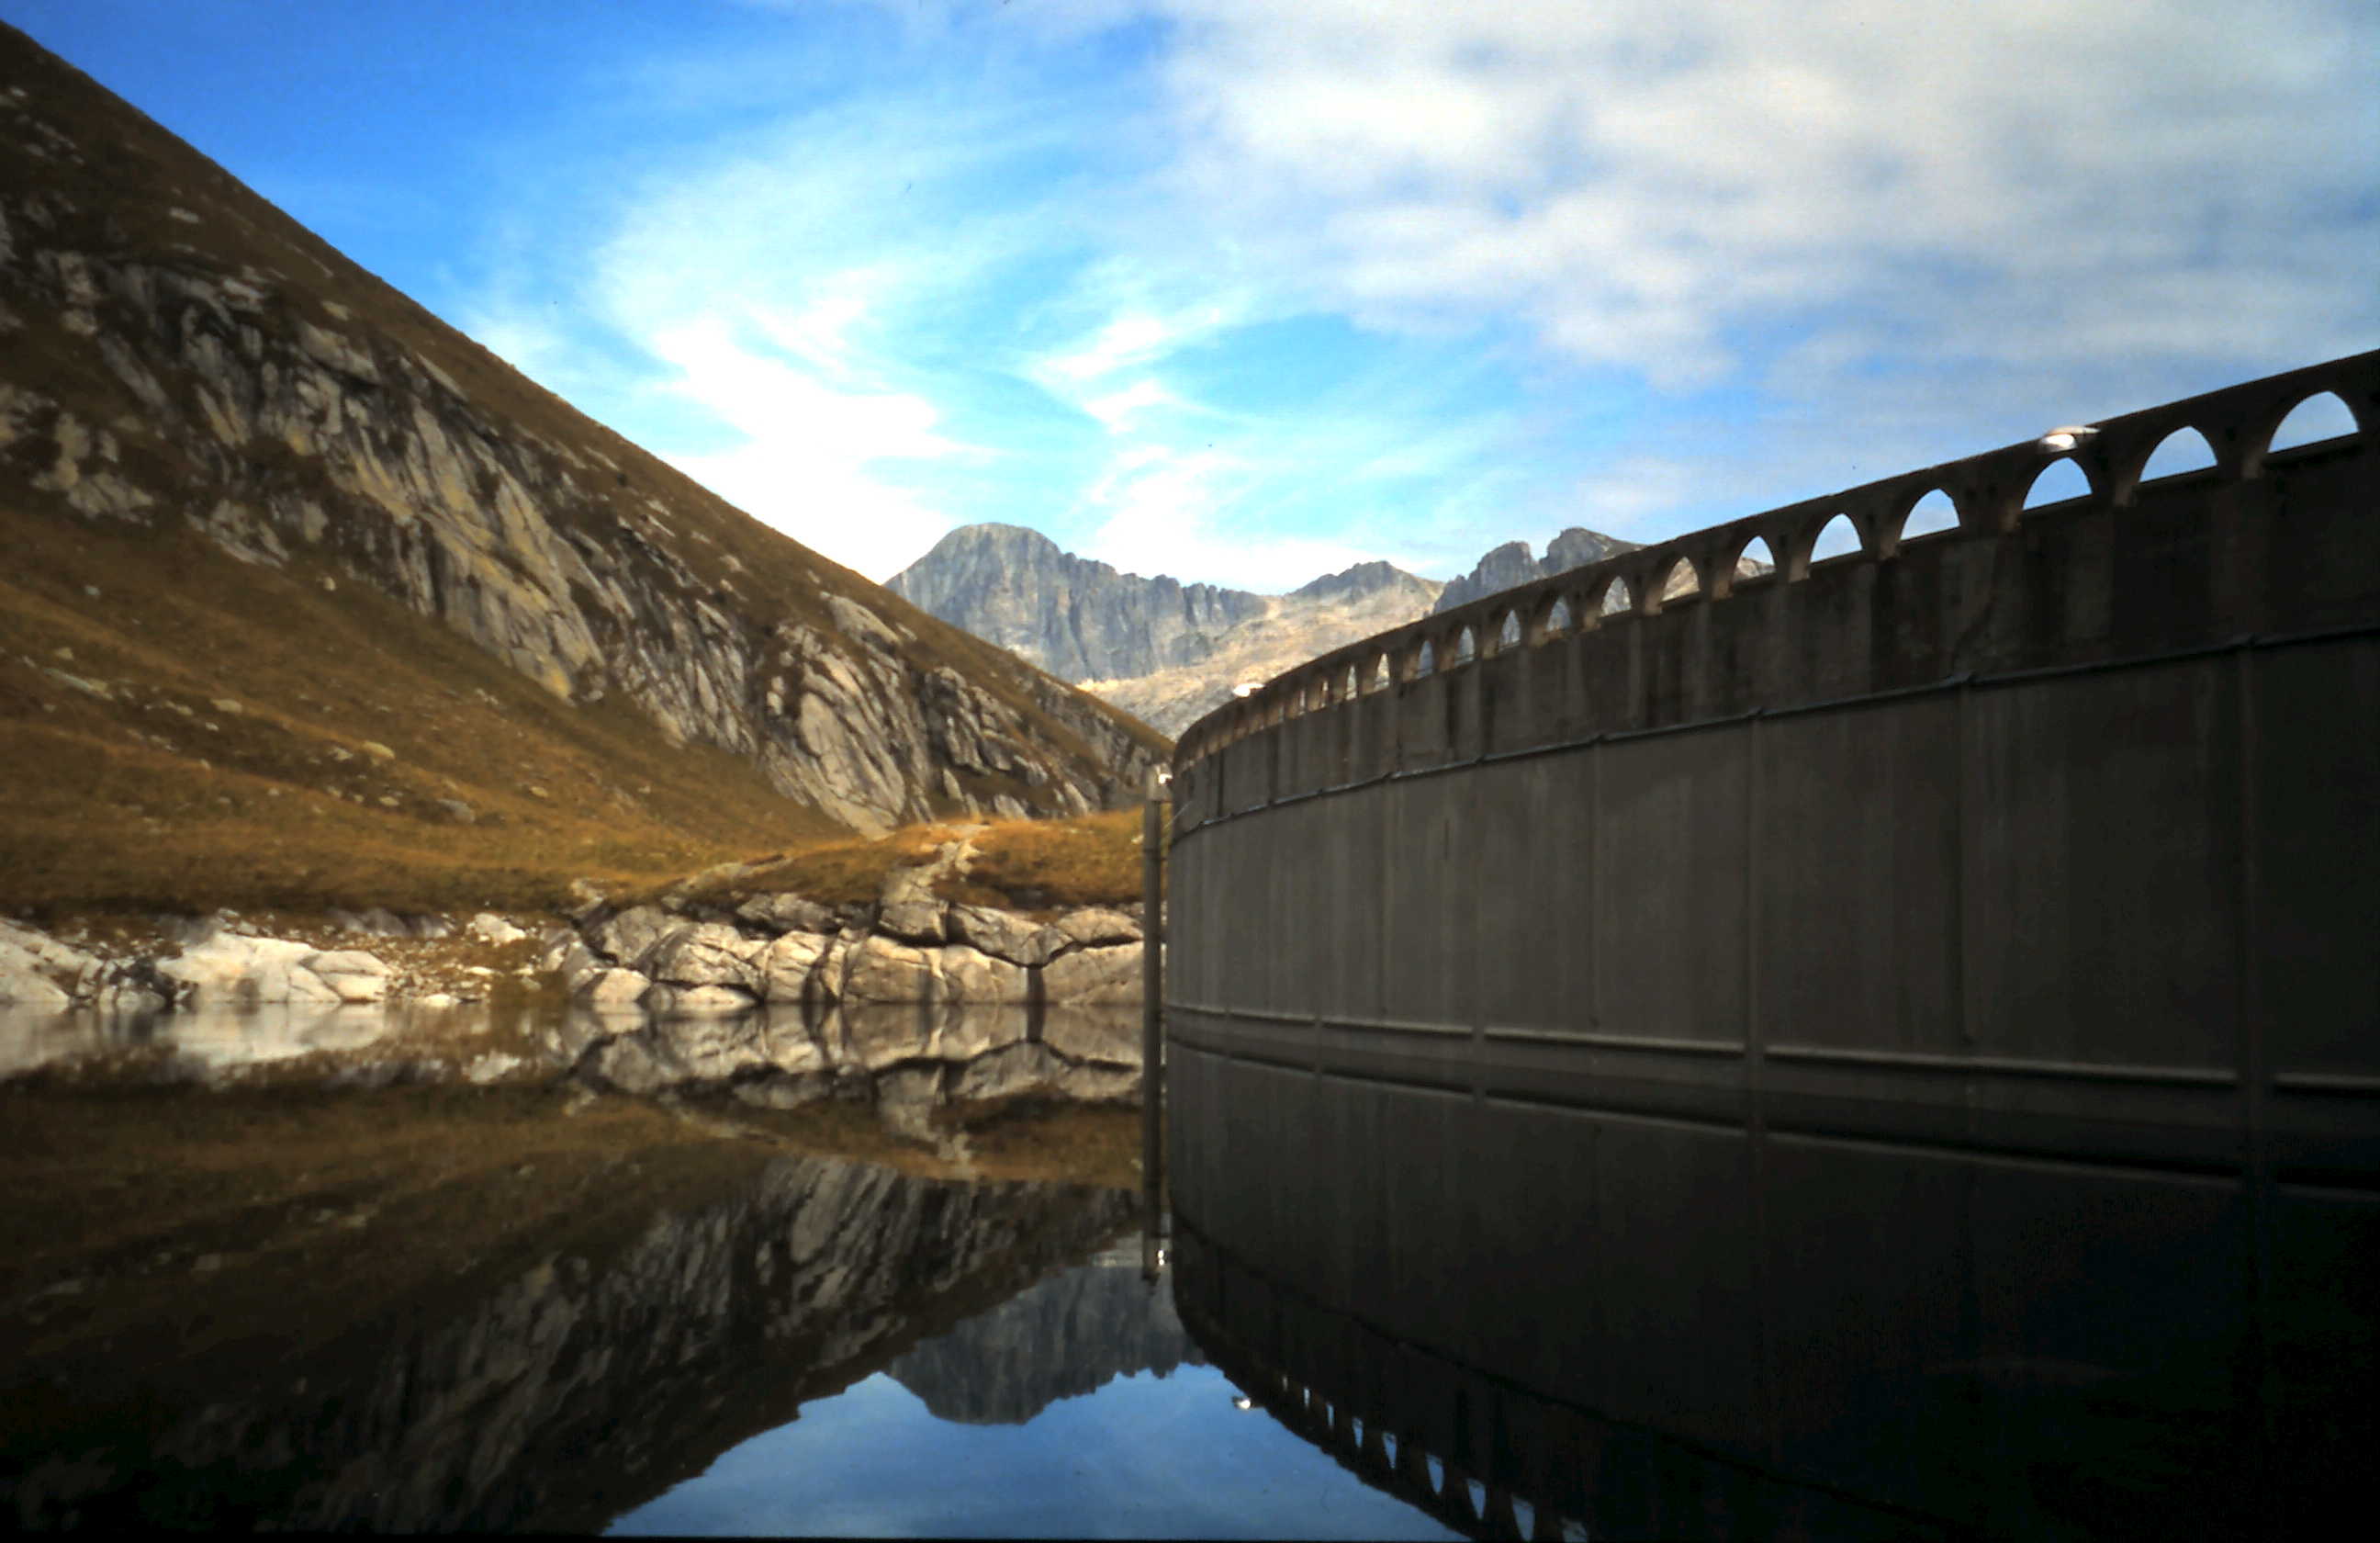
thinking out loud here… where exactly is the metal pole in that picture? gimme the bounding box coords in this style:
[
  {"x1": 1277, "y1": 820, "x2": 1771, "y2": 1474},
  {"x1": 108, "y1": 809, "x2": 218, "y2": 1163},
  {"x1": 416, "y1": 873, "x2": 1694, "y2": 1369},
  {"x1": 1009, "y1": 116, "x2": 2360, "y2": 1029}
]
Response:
[{"x1": 1140, "y1": 766, "x2": 1167, "y2": 1259}]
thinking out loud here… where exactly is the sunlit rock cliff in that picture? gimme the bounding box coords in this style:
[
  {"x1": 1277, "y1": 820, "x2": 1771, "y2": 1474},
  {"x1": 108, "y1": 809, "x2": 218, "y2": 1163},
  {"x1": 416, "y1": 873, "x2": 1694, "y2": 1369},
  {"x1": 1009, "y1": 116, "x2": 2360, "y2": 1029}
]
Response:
[
  {"x1": 0, "y1": 24, "x2": 1163, "y2": 868},
  {"x1": 890, "y1": 524, "x2": 1443, "y2": 736}
]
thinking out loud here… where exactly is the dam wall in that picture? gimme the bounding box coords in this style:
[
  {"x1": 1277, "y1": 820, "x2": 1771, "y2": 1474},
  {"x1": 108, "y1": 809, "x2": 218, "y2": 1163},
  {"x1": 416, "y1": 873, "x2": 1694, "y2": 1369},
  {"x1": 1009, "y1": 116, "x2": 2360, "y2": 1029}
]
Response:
[{"x1": 1162, "y1": 353, "x2": 2379, "y2": 1530}]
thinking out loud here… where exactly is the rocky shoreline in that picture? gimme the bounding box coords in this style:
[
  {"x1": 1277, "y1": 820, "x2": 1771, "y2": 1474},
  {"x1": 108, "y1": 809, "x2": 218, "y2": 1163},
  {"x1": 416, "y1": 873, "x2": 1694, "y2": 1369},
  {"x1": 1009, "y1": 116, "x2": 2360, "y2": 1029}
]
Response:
[{"x1": 0, "y1": 881, "x2": 1152, "y2": 1022}]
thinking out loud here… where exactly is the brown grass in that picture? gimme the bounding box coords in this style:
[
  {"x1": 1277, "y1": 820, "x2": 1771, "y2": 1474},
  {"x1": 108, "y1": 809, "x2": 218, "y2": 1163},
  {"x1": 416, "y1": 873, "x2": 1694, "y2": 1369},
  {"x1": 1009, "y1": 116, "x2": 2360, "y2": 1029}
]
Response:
[
  {"x1": 637, "y1": 807, "x2": 1155, "y2": 918},
  {"x1": 940, "y1": 808, "x2": 1151, "y2": 914},
  {"x1": 0, "y1": 21, "x2": 1171, "y2": 925},
  {"x1": 0, "y1": 505, "x2": 841, "y2": 920}
]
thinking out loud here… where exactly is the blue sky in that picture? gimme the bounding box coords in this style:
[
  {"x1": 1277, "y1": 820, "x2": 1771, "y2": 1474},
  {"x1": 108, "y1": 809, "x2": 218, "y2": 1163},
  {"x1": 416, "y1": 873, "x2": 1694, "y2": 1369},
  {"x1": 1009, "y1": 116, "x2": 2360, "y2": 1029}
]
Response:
[{"x1": 6, "y1": 0, "x2": 2374, "y2": 591}]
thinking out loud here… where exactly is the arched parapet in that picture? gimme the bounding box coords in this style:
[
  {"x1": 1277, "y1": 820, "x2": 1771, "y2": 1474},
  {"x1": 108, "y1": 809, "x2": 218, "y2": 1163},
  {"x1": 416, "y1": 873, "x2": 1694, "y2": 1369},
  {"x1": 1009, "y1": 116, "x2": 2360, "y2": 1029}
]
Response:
[
  {"x1": 1523, "y1": 589, "x2": 1576, "y2": 642},
  {"x1": 1171, "y1": 351, "x2": 2378, "y2": 777},
  {"x1": 2242, "y1": 380, "x2": 2369, "y2": 479},
  {"x1": 2107, "y1": 422, "x2": 2227, "y2": 502},
  {"x1": 1712, "y1": 520, "x2": 1788, "y2": 594},
  {"x1": 1783, "y1": 506, "x2": 1873, "y2": 579},
  {"x1": 1650, "y1": 552, "x2": 1703, "y2": 609},
  {"x1": 1577, "y1": 568, "x2": 1634, "y2": 619},
  {"x1": 1876, "y1": 479, "x2": 1978, "y2": 554}
]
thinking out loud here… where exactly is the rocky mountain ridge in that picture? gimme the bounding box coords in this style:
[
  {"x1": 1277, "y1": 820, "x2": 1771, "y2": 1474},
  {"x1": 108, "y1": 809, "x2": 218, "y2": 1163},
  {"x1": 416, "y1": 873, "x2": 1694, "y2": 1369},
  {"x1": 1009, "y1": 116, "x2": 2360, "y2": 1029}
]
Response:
[
  {"x1": 890, "y1": 524, "x2": 1446, "y2": 736},
  {"x1": 889, "y1": 521, "x2": 1696, "y2": 736},
  {"x1": 887, "y1": 1256, "x2": 1196, "y2": 1425},
  {"x1": 0, "y1": 22, "x2": 1163, "y2": 900},
  {"x1": 1431, "y1": 527, "x2": 1641, "y2": 613}
]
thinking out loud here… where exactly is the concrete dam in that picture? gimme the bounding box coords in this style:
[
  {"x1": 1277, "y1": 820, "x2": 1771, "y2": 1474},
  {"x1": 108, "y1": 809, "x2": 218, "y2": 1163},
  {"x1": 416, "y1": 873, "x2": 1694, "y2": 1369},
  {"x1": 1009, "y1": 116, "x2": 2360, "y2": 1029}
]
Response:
[{"x1": 1162, "y1": 352, "x2": 2377, "y2": 1537}]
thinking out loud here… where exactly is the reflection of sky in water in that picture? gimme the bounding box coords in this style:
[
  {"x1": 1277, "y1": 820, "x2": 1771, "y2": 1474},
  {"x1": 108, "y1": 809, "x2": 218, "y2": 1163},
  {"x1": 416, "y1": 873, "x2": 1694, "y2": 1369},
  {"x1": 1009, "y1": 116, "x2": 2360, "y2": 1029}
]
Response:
[{"x1": 607, "y1": 1364, "x2": 1460, "y2": 1540}]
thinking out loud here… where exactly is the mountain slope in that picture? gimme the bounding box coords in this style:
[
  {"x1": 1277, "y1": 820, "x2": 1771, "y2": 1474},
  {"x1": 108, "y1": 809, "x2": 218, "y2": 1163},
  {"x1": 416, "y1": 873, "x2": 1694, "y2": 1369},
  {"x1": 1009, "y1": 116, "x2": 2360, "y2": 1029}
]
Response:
[
  {"x1": 0, "y1": 23, "x2": 1165, "y2": 915},
  {"x1": 889, "y1": 525, "x2": 1443, "y2": 736}
]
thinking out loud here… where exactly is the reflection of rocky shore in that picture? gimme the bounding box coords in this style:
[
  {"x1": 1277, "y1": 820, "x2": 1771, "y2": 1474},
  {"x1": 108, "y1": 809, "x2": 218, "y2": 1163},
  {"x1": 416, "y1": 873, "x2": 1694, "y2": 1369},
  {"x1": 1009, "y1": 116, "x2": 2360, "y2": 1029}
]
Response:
[
  {"x1": 2, "y1": 996, "x2": 1144, "y2": 1117},
  {"x1": 568, "y1": 1000, "x2": 1144, "y2": 1108},
  {"x1": 888, "y1": 1256, "x2": 1199, "y2": 1425},
  {"x1": 5, "y1": 1154, "x2": 1136, "y2": 1531}
]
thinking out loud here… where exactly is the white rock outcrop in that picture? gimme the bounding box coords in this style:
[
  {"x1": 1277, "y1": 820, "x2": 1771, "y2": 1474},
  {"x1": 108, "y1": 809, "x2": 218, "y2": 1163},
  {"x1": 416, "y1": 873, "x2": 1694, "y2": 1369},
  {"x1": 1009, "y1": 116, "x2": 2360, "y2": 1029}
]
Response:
[{"x1": 156, "y1": 930, "x2": 394, "y2": 1007}]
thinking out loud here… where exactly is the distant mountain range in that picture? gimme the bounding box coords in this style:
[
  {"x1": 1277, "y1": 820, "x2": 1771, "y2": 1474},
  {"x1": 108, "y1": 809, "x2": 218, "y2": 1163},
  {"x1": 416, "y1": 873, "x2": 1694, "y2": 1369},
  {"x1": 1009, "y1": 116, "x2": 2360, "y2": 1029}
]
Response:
[{"x1": 888, "y1": 522, "x2": 1676, "y2": 736}]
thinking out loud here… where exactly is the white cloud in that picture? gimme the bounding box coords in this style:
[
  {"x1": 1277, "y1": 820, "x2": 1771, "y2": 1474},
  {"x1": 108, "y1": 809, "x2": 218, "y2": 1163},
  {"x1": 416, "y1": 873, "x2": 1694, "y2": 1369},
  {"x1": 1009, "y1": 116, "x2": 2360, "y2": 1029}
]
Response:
[
  {"x1": 1037, "y1": 313, "x2": 1188, "y2": 384},
  {"x1": 642, "y1": 317, "x2": 970, "y2": 578},
  {"x1": 463, "y1": 0, "x2": 2377, "y2": 592},
  {"x1": 1131, "y1": 0, "x2": 2377, "y2": 389},
  {"x1": 1071, "y1": 442, "x2": 1424, "y2": 591}
]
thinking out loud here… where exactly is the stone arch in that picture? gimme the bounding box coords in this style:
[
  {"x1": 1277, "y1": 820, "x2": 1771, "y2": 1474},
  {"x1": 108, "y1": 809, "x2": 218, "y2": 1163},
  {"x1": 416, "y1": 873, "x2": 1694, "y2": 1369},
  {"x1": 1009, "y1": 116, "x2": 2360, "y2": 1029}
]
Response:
[
  {"x1": 2138, "y1": 424, "x2": 2219, "y2": 483},
  {"x1": 2022, "y1": 456, "x2": 2094, "y2": 512},
  {"x1": 1734, "y1": 532, "x2": 1780, "y2": 583},
  {"x1": 1597, "y1": 575, "x2": 1634, "y2": 616},
  {"x1": 1653, "y1": 555, "x2": 1701, "y2": 608},
  {"x1": 1369, "y1": 653, "x2": 1391, "y2": 693},
  {"x1": 1893, "y1": 488, "x2": 1960, "y2": 546},
  {"x1": 1409, "y1": 637, "x2": 1436, "y2": 681},
  {"x1": 2264, "y1": 389, "x2": 2360, "y2": 456},
  {"x1": 1804, "y1": 512, "x2": 1865, "y2": 571},
  {"x1": 1497, "y1": 607, "x2": 1521, "y2": 652},
  {"x1": 1538, "y1": 592, "x2": 1574, "y2": 638},
  {"x1": 1341, "y1": 662, "x2": 1359, "y2": 703},
  {"x1": 1452, "y1": 624, "x2": 1476, "y2": 666}
]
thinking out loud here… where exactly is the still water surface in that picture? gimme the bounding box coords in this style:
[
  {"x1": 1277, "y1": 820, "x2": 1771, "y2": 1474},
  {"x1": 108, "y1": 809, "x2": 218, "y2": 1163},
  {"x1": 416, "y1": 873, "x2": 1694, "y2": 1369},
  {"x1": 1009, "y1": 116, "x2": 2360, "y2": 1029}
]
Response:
[
  {"x1": 608, "y1": 1255, "x2": 1457, "y2": 1540},
  {"x1": 0, "y1": 999, "x2": 1460, "y2": 1536}
]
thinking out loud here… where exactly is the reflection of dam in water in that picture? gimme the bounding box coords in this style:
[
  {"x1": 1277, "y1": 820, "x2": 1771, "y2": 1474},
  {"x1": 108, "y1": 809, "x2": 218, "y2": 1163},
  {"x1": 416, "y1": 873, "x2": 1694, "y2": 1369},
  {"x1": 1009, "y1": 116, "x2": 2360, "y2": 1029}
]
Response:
[{"x1": 1169, "y1": 1111, "x2": 2370, "y2": 1540}]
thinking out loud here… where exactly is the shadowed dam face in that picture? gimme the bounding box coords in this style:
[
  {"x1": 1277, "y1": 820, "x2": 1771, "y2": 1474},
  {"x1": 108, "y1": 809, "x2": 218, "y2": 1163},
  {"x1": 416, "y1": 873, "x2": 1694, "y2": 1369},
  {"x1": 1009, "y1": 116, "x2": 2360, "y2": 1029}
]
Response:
[{"x1": 1162, "y1": 353, "x2": 2379, "y2": 1538}]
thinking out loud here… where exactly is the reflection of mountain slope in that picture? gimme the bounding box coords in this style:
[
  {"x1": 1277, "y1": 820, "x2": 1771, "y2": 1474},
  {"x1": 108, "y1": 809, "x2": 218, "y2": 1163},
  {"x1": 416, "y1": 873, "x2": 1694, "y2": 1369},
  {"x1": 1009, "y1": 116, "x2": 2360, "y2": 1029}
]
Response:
[
  {"x1": 3, "y1": 1149, "x2": 1135, "y2": 1531},
  {"x1": 886, "y1": 1259, "x2": 1200, "y2": 1425}
]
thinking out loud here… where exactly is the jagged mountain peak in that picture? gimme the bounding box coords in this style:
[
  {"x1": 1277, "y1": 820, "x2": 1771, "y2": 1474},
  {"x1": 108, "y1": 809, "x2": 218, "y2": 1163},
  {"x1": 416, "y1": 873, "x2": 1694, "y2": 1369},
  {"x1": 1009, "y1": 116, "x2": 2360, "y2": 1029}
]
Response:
[{"x1": 1290, "y1": 558, "x2": 1436, "y2": 603}]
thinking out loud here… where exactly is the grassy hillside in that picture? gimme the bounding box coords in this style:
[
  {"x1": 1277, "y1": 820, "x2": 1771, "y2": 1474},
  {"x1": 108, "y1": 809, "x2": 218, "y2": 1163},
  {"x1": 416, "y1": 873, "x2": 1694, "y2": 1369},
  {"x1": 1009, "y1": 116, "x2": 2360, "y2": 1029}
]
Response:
[
  {"x1": 645, "y1": 808, "x2": 1153, "y2": 919},
  {"x1": 0, "y1": 503, "x2": 841, "y2": 918},
  {"x1": 0, "y1": 21, "x2": 1170, "y2": 920}
]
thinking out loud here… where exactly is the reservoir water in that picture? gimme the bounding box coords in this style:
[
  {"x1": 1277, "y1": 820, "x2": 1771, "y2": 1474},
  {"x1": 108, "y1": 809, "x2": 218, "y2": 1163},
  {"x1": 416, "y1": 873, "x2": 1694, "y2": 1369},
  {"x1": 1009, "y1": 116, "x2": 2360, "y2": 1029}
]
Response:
[
  {"x1": 6, "y1": 997, "x2": 2372, "y2": 1537},
  {"x1": 0, "y1": 999, "x2": 1458, "y2": 1537}
]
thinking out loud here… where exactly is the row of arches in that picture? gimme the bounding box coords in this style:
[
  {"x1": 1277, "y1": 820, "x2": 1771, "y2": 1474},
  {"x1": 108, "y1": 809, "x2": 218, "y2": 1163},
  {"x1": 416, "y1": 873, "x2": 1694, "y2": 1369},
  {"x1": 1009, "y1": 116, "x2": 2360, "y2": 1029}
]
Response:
[{"x1": 1179, "y1": 378, "x2": 2367, "y2": 764}]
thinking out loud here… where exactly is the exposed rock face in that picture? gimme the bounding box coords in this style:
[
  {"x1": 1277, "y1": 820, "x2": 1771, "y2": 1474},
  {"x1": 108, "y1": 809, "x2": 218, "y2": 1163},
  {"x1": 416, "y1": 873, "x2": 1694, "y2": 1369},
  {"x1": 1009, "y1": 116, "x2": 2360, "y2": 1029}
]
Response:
[
  {"x1": 0, "y1": 917, "x2": 171, "y2": 1015},
  {"x1": 893, "y1": 522, "x2": 1738, "y2": 738},
  {"x1": 891, "y1": 525, "x2": 1448, "y2": 736},
  {"x1": 886, "y1": 523, "x2": 1269, "y2": 682},
  {"x1": 1431, "y1": 528, "x2": 1638, "y2": 613},
  {"x1": 887, "y1": 1257, "x2": 1199, "y2": 1425},
  {"x1": 0, "y1": 26, "x2": 1162, "y2": 838},
  {"x1": 1431, "y1": 526, "x2": 1768, "y2": 614}
]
